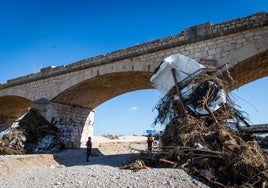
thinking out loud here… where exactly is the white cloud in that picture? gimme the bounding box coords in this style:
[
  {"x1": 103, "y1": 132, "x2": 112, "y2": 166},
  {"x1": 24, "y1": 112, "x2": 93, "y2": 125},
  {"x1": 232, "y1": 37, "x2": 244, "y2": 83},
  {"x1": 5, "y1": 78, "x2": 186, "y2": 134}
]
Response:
[{"x1": 128, "y1": 106, "x2": 139, "y2": 111}]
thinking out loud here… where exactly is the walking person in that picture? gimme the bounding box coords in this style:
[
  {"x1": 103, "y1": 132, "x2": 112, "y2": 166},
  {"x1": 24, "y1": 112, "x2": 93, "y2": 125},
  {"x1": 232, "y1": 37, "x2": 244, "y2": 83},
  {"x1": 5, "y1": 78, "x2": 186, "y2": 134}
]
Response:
[
  {"x1": 86, "y1": 137, "x2": 92, "y2": 162},
  {"x1": 147, "y1": 136, "x2": 153, "y2": 153}
]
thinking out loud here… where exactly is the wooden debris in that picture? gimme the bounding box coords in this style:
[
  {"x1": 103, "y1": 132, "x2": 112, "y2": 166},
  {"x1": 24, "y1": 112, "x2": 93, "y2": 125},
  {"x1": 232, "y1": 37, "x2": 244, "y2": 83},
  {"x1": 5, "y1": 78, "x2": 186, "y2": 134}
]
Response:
[
  {"x1": 159, "y1": 158, "x2": 178, "y2": 167},
  {"x1": 0, "y1": 108, "x2": 61, "y2": 155},
  {"x1": 120, "y1": 159, "x2": 149, "y2": 171},
  {"x1": 123, "y1": 66, "x2": 268, "y2": 187}
]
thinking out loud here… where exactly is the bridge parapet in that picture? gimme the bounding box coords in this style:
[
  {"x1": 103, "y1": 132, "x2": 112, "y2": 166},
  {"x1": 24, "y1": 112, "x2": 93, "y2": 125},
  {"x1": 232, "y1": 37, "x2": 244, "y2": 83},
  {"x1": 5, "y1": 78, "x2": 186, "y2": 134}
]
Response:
[{"x1": 1, "y1": 12, "x2": 267, "y2": 89}]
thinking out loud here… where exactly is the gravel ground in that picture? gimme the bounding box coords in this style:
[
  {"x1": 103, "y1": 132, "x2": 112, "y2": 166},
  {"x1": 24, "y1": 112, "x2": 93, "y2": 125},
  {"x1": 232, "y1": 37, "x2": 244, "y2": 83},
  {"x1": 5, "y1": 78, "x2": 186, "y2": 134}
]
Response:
[{"x1": 0, "y1": 138, "x2": 210, "y2": 188}]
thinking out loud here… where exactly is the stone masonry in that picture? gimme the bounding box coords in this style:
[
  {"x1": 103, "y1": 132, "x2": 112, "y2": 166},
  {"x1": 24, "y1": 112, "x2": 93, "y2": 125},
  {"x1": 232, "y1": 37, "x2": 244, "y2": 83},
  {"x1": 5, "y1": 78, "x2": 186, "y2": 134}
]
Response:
[
  {"x1": 32, "y1": 100, "x2": 94, "y2": 148},
  {"x1": 0, "y1": 12, "x2": 267, "y2": 148}
]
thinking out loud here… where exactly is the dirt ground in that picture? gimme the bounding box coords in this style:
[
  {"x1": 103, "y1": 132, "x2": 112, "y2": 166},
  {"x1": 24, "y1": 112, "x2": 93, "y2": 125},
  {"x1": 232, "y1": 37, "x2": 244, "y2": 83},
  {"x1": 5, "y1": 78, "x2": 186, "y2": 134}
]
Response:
[
  {"x1": 0, "y1": 136, "x2": 148, "y2": 178},
  {"x1": 91, "y1": 135, "x2": 148, "y2": 154},
  {"x1": 0, "y1": 135, "x2": 211, "y2": 188}
]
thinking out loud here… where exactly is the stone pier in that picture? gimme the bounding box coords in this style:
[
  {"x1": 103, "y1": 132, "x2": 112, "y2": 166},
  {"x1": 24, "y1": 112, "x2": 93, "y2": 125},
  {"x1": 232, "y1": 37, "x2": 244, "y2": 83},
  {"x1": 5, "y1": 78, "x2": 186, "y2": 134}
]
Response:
[{"x1": 32, "y1": 100, "x2": 94, "y2": 148}]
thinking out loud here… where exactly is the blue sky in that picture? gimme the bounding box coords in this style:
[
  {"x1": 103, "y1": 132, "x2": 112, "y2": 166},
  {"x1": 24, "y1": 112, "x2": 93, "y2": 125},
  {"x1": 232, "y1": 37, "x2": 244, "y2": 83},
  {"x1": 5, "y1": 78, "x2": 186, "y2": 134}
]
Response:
[{"x1": 0, "y1": 0, "x2": 267, "y2": 135}]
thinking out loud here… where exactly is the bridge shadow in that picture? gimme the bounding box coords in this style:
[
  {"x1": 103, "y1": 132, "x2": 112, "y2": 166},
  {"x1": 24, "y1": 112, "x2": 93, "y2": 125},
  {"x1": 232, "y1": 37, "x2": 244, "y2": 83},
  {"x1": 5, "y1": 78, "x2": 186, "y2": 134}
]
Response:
[{"x1": 52, "y1": 148, "x2": 137, "y2": 167}]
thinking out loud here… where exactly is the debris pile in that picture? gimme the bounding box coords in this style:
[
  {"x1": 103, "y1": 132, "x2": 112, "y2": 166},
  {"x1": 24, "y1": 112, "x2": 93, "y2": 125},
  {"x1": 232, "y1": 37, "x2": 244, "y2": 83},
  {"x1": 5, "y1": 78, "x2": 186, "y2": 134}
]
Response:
[
  {"x1": 0, "y1": 108, "x2": 62, "y2": 155},
  {"x1": 120, "y1": 159, "x2": 149, "y2": 171},
  {"x1": 122, "y1": 54, "x2": 268, "y2": 187},
  {"x1": 156, "y1": 113, "x2": 268, "y2": 187}
]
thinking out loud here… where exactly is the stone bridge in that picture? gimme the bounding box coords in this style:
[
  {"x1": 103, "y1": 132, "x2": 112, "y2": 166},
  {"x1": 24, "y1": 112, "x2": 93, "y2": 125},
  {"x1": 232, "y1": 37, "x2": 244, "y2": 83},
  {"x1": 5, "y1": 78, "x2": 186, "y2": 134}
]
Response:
[{"x1": 0, "y1": 12, "x2": 267, "y2": 148}]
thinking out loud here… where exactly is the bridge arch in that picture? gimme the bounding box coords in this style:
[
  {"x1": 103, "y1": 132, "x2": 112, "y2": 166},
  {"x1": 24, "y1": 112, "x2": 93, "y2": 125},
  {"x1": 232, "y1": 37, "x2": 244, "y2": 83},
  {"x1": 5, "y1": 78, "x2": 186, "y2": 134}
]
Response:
[
  {"x1": 227, "y1": 51, "x2": 268, "y2": 90},
  {"x1": 0, "y1": 12, "x2": 266, "y2": 147},
  {"x1": 219, "y1": 38, "x2": 268, "y2": 90},
  {"x1": 51, "y1": 71, "x2": 153, "y2": 109},
  {"x1": 0, "y1": 95, "x2": 31, "y2": 126}
]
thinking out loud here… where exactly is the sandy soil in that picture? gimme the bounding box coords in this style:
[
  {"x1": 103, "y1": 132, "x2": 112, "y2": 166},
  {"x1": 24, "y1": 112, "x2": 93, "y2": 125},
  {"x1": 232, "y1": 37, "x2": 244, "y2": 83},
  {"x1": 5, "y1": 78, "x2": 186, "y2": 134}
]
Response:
[
  {"x1": 92, "y1": 135, "x2": 148, "y2": 154},
  {"x1": 0, "y1": 136, "x2": 210, "y2": 188}
]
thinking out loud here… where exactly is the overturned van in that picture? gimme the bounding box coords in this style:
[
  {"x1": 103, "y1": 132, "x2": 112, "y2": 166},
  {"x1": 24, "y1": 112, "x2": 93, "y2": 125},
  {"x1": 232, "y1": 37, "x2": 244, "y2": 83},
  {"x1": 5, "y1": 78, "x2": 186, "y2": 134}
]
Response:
[{"x1": 150, "y1": 53, "x2": 227, "y2": 115}]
